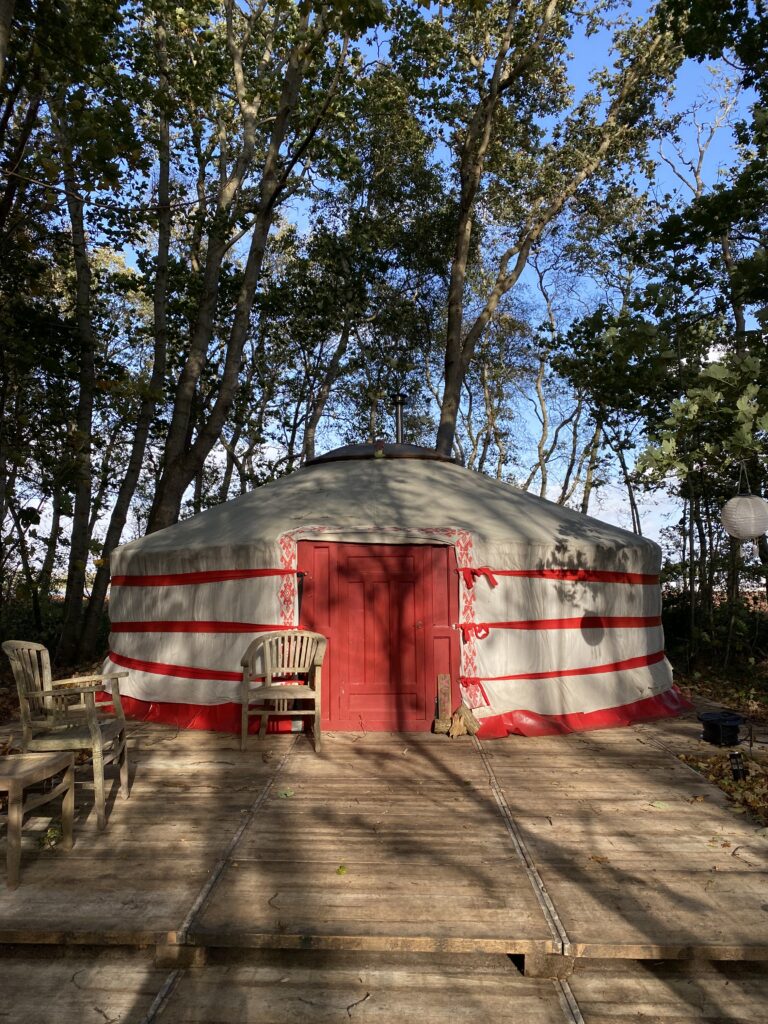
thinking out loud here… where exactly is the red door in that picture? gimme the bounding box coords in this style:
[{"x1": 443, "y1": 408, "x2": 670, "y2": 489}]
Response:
[{"x1": 297, "y1": 542, "x2": 460, "y2": 731}]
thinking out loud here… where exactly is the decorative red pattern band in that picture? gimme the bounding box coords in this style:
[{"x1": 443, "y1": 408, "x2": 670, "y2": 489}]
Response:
[
  {"x1": 461, "y1": 649, "x2": 666, "y2": 684},
  {"x1": 108, "y1": 651, "x2": 241, "y2": 681},
  {"x1": 457, "y1": 615, "x2": 662, "y2": 641},
  {"x1": 111, "y1": 621, "x2": 293, "y2": 634},
  {"x1": 111, "y1": 568, "x2": 298, "y2": 587},
  {"x1": 458, "y1": 567, "x2": 659, "y2": 588}
]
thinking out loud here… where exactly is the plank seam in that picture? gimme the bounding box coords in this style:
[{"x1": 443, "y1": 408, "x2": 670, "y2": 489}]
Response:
[
  {"x1": 174, "y1": 734, "x2": 300, "y2": 945},
  {"x1": 472, "y1": 736, "x2": 568, "y2": 953},
  {"x1": 554, "y1": 978, "x2": 586, "y2": 1024},
  {"x1": 635, "y1": 723, "x2": 710, "y2": 777},
  {"x1": 138, "y1": 968, "x2": 183, "y2": 1024}
]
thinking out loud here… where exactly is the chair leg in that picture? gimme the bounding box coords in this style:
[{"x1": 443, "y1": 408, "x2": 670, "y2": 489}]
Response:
[
  {"x1": 241, "y1": 700, "x2": 248, "y2": 751},
  {"x1": 62, "y1": 764, "x2": 75, "y2": 851},
  {"x1": 258, "y1": 709, "x2": 269, "y2": 739},
  {"x1": 118, "y1": 731, "x2": 130, "y2": 799},
  {"x1": 313, "y1": 710, "x2": 322, "y2": 753},
  {"x1": 92, "y1": 745, "x2": 107, "y2": 830},
  {"x1": 7, "y1": 781, "x2": 22, "y2": 889}
]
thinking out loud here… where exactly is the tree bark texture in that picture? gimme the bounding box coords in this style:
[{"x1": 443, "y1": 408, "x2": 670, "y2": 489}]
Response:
[
  {"x1": 435, "y1": 20, "x2": 668, "y2": 456},
  {"x1": 0, "y1": 0, "x2": 15, "y2": 90},
  {"x1": 53, "y1": 106, "x2": 97, "y2": 666},
  {"x1": 147, "y1": 7, "x2": 331, "y2": 531},
  {"x1": 78, "y1": 20, "x2": 172, "y2": 658}
]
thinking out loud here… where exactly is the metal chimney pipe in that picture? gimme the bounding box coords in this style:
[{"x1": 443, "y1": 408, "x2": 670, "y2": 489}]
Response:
[{"x1": 394, "y1": 393, "x2": 405, "y2": 444}]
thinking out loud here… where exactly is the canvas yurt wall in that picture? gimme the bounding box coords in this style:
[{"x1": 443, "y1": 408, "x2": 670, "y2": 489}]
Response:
[{"x1": 105, "y1": 446, "x2": 689, "y2": 738}]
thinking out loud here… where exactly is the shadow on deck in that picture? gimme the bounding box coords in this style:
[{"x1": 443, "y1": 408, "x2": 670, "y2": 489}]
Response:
[{"x1": 1, "y1": 709, "x2": 768, "y2": 1022}]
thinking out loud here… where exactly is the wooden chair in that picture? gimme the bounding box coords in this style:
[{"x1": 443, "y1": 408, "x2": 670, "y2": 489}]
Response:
[
  {"x1": 2, "y1": 641, "x2": 130, "y2": 829},
  {"x1": 240, "y1": 630, "x2": 327, "y2": 752}
]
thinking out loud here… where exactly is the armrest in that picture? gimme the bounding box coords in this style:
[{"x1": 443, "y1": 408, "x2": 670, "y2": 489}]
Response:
[
  {"x1": 51, "y1": 683, "x2": 105, "y2": 695},
  {"x1": 52, "y1": 672, "x2": 128, "y2": 688}
]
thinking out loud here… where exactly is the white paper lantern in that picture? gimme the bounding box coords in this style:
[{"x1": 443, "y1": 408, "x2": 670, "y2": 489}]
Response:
[{"x1": 721, "y1": 494, "x2": 768, "y2": 540}]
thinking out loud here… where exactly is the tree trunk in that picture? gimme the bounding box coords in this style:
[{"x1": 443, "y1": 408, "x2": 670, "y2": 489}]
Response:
[
  {"x1": 0, "y1": 0, "x2": 15, "y2": 90},
  {"x1": 37, "y1": 485, "x2": 61, "y2": 604},
  {"x1": 147, "y1": 10, "x2": 321, "y2": 531},
  {"x1": 723, "y1": 536, "x2": 741, "y2": 668},
  {"x1": 8, "y1": 497, "x2": 41, "y2": 631},
  {"x1": 0, "y1": 89, "x2": 41, "y2": 235},
  {"x1": 78, "y1": 21, "x2": 172, "y2": 659},
  {"x1": 303, "y1": 316, "x2": 352, "y2": 462},
  {"x1": 758, "y1": 534, "x2": 768, "y2": 604},
  {"x1": 608, "y1": 431, "x2": 642, "y2": 536},
  {"x1": 434, "y1": 24, "x2": 670, "y2": 456},
  {"x1": 53, "y1": 105, "x2": 97, "y2": 666},
  {"x1": 687, "y1": 484, "x2": 697, "y2": 655},
  {"x1": 147, "y1": 210, "x2": 274, "y2": 531},
  {"x1": 580, "y1": 417, "x2": 604, "y2": 515}
]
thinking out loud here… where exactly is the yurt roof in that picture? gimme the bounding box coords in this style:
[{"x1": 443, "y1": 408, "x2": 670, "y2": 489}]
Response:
[{"x1": 114, "y1": 445, "x2": 660, "y2": 574}]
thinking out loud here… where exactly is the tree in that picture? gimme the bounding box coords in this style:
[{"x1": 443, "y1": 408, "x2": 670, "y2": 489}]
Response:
[
  {"x1": 146, "y1": 0, "x2": 386, "y2": 532},
  {"x1": 389, "y1": 0, "x2": 681, "y2": 456}
]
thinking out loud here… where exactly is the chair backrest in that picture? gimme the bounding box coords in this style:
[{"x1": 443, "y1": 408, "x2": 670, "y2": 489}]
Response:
[
  {"x1": 2, "y1": 640, "x2": 55, "y2": 730},
  {"x1": 241, "y1": 630, "x2": 327, "y2": 685}
]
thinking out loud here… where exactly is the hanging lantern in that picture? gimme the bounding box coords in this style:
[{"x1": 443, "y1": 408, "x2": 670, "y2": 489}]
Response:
[{"x1": 721, "y1": 494, "x2": 768, "y2": 540}]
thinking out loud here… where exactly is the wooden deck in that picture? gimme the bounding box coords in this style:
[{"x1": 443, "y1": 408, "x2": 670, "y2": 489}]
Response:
[
  {"x1": 485, "y1": 725, "x2": 768, "y2": 961},
  {"x1": 189, "y1": 733, "x2": 556, "y2": 955},
  {"x1": 1, "y1": 706, "x2": 768, "y2": 1021}
]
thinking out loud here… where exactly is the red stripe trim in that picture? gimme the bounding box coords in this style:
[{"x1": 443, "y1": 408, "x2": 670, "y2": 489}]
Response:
[
  {"x1": 111, "y1": 621, "x2": 292, "y2": 634},
  {"x1": 461, "y1": 650, "x2": 666, "y2": 684},
  {"x1": 111, "y1": 568, "x2": 296, "y2": 587},
  {"x1": 106, "y1": 695, "x2": 296, "y2": 735},
  {"x1": 475, "y1": 685, "x2": 691, "y2": 739},
  {"x1": 108, "y1": 651, "x2": 242, "y2": 682},
  {"x1": 478, "y1": 568, "x2": 659, "y2": 585},
  {"x1": 458, "y1": 615, "x2": 661, "y2": 640}
]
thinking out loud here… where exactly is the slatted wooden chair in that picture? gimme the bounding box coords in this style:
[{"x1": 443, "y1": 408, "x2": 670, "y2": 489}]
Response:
[
  {"x1": 2, "y1": 641, "x2": 130, "y2": 829},
  {"x1": 240, "y1": 630, "x2": 327, "y2": 752}
]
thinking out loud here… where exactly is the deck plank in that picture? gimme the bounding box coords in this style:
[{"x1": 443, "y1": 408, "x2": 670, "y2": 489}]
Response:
[
  {"x1": 570, "y1": 958, "x2": 768, "y2": 1022},
  {"x1": 163, "y1": 950, "x2": 567, "y2": 1023},
  {"x1": 2, "y1": 712, "x2": 767, "y2": 968},
  {"x1": 0, "y1": 726, "x2": 291, "y2": 943},
  {"x1": 0, "y1": 951, "x2": 168, "y2": 1024},
  {"x1": 191, "y1": 733, "x2": 557, "y2": 954},
  {"x1": 482, "y1": 717, "x2": 768, "y2": 961}
]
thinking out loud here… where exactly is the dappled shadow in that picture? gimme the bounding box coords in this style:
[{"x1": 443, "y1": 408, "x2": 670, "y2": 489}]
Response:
[
  {"x1": 6, "y1": 460, "x2": 762, "y2": 1018},
  {"x1": 2, "y1": 709, "x2": 767, "y2": 1021}
]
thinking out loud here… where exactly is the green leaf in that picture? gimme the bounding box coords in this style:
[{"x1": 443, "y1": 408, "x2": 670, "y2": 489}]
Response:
[{"x1": 700, "y1": 363, "x2": 730, "y2": 382}]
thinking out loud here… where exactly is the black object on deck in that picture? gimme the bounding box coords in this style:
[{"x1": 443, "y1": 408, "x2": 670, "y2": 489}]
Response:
[{"x1": 698, "y1": 710, "x2": 744, "y2": 747}]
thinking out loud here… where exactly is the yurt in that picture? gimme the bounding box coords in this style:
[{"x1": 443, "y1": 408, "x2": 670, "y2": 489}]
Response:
[{"x1": 105, "y1": 443, "x2": 688, "y2": 738}]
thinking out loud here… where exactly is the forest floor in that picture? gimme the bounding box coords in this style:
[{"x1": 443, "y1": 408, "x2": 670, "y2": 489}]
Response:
[{"x1": 672, "y1": 663, "x2": 768, "y2": 827}]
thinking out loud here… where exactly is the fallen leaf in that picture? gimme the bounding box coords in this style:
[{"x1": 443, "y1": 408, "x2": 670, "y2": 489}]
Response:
[
  {"x1": 277, "y1": 788, "x2": 295, "y2": 799},
  {"x1": 649, "y1": 800, "x2": 671, "y2": 810},
  {"x1": 39, "y1": 823, "x2": 64, "y2": 849},
  {"x1": 589, "y1": 855, "x2": 609, "y2": 864},
  {"x1": 336, "y1": 864, "x2": 348, "y2": 875}
]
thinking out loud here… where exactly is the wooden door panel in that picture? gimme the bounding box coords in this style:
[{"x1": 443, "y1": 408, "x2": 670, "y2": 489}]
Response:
[{"x1": 298, "y1": 541, "x2": 459, "y2": 731}]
